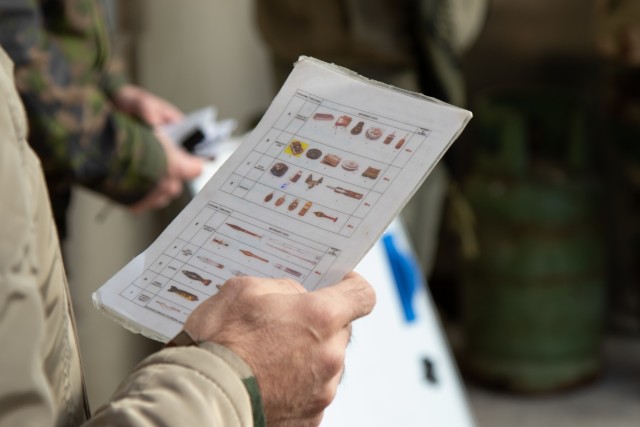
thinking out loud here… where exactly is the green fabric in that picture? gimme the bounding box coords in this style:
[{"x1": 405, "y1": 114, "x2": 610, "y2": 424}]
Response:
[
  {"x1": 0, "y1": 0, "x2": 166, "y2": 234},
  {"x1": 197, "y1": 341, "x2": 267, "y2": 426},
  {"x1": 242, "y1": 377, "x2": 267, "y2": 427},
  {"x1": 257, "y1": 0, "x2": 465, "y2": 105}
]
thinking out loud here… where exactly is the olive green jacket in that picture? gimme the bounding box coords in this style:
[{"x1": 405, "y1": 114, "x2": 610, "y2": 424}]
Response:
[
  {"x1": 0, "y1": 48, "x2": 264, "y2": 427},
  {"x1": 0, "y1": 0, "x2": 166, "y2": 236},
  {"x1": 256, "y1": 0, "x2": 479, "y2": 106}
]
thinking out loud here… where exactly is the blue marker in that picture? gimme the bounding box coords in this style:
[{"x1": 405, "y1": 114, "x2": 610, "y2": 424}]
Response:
[{"x1": 382, "y1": 233, "x2": 421, "y2": 323}]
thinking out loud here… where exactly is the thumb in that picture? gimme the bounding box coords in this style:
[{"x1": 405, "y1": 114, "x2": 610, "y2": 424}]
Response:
[
  {"x1": 312, "y1": 272, "x2": 376, "y2": 328},
  {"x1": 174, "y1": 148, "x2": 203, "y2": 180},
  {"x1": 154, "y1": 128, "x2": 203, "y2": 180}
]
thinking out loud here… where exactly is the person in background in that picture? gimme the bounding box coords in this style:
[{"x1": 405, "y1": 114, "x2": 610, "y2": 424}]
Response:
[
  {"x1": 0, "y1": 45, "x2": 376, "y2": 426},
  {"x1": 256, "y1": 0, "x2": 487, "y2": 279},
  {"x1": 0, "y1": 0, "x2": 202, "y2": 240}
]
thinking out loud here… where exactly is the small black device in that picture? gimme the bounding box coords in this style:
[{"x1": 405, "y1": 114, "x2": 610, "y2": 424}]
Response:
[{"x1": 180, "y1": 128, "x2": 206, "y2": 153}]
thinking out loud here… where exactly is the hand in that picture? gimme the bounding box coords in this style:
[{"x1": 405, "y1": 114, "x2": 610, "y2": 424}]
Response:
[
  {"x1": 112, "y1": 84, "x2": 183, "y2": 125},
  {"x1": 128, "y1": 128, "x2": 202, "y2": 213},
  {"x1": 184, "y1": 272, "x2": 376, "y2": 426}
]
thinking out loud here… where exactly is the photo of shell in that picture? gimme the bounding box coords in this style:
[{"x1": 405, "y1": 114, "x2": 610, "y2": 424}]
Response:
[
  {"x1": 270, "y1": 162, "x2": 289, "y2": 177},
  {"x1": 335, "y1": 115, "x2": 352, "y2": 128},
  {"x1": 395, "y1": 134, "x2": 409, "y2": 149},
  {"x1": 384, "y1": 132, "x2": 396, "y2": 145},
  {"x1": 305, "y1": 175, "x2": 323, "y2": 189},
  {"x1": 306, "y1": 148, "x2": 322, "y2": 160},
  {"x1": 288, "y1": 199, "x2": 299, "y2": 211},
  {"x1": 351, "y1": 121, "x2": 364, "y2": 135},
  {"x1": 313, "y1": 112, "x2": 334, "y2": 121},
  {"x1": 341, "y1": 160, "x2": 359, "y2": 171},
  {"x1": 314, "y1": 211, "x2": 338, "y2": 222},
  {"x1": 321, "y1": 153, "x2": 341, "y2": 167},
  {"x1": 299, "y1": 201, "x2": 312, "y2": 216},
  {"x1": 182, "y1": 270, "x2": 212, "y2": 286},
  {"x1": 285, "y1": 139, "x2": 307, "y2": 157},
  {"x1": 365, "y1": 127, "x2": 383, "y2": 140},
  {"x1": 197, "y1": 256, "x2": 224, "y2": 269},
  {"x1": 168, "y1": 286, "x2": 199, "y2": 302},
  {"x1": 362, "y1": 166, "x2": 381, "y2": 179}
]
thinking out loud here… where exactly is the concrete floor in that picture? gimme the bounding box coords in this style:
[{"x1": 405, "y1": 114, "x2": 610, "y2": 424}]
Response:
[{"x1": 464, "y1": 337, "x2": 640, "y2": 427}]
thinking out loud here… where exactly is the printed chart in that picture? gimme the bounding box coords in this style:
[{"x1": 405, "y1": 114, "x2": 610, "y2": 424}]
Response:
[
  {"x1": 118, "y1": 89, "x2": 432, "y2": 323},
  {"x1": 94, "y1": 57, "x2": 471, "y2": 342},
  {"x1": 120, "y1": 202, "x2": 340, "y2": 323},
  {"x1": 222, "y1": 90, "x2": 431, "y2": 237}
]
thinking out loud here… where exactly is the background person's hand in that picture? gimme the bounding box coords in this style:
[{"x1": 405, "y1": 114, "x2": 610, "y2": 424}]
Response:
[
  {"x1": 184, "y1": 272, "x2": 376, "y2": 427},
  {"x1": 128, "y1": 128, "x2": 202, "y2": 213},
  {"x1": 113, "y1": 84, "x2": 184, "y2": 125}
]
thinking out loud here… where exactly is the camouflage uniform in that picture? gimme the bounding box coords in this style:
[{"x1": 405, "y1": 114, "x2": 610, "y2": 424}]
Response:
[{"x1": 0, "y1": 0, "x2": 166, "y2": 238}]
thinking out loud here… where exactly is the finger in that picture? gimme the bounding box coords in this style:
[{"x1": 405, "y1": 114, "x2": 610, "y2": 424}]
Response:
[
  {"x1": 148, "y1": 108, "x2": 180, "y2": 126},
  {"x1": 128, "y1": 191, "x2": 169, "y2": 214},
  {"x1": 128, "y1": 191, "x2": 160, "y2": 214},
  {"x1": 311, "y1": 272, "x2": 376, "y2": 327},
  {"x1": 175, "y1": 151, "x2": 203, "y2": 180},
  {"x1": 163, "y1": 138, "x2": 203, "y2": 181},
  {"x1": 161, "y1": 105, "x2": 184, "y2": 123},
  {"x1": 127, "y1": 176, "x2": 180, "y2": 213},
  {"x1": 148, "y1": 177, "x2": 181, "y2": 206},
  {"x1": 163, "y1": 176, "x2": 183, "y2": 199}
]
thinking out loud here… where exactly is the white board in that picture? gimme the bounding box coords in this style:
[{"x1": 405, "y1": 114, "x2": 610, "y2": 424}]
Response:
[
  {"x1": 322, "y1": 220, "x2": 475, "y2": 427},
  {"x1": 187, "y1": 139, "x2": 475, "y2": 427}
]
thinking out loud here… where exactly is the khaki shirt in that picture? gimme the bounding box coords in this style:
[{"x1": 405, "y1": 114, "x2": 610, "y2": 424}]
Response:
[{"x1": 0, "y1": 47, "x2": 263, "y2": 427}]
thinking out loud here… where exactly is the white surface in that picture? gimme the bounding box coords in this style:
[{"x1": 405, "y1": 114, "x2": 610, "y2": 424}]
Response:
[{"x1": 321, "y1": 223, "x2": 475, "y2": 427}]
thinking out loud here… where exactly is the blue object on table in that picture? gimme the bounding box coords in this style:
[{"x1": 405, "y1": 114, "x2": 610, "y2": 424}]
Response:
[{"x1": 382, "y1": 233, "x2": 421, "y2": 323}]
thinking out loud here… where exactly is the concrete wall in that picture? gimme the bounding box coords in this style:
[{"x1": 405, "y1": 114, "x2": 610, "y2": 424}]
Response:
[{"x1": 136, "y1": 0, "x2": 275, "y2": 130}]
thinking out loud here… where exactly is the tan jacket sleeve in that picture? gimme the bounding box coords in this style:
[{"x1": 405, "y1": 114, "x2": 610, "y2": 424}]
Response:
[
  {"x1": 87, "y1": 344, "x2": 261, "y2": 427},
  {"x1": 0, "y1": 45, "x2": 60, "y2": 427},
  {"x1": 0, "y1": 46, "x2": 264, "y2": 427}
]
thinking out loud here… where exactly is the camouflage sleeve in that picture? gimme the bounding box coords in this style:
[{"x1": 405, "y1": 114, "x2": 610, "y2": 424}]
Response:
[
  {"x1": 0, "y1": 0, "x2": 166, "y2": 205},
  {"x1": 100, "y1": 53, "x2": 130, "y2": 99}
]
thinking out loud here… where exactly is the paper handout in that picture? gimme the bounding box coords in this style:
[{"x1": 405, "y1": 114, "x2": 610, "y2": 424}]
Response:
[{"x1": 93, "y1": 57, "x2": 472, "y2": 342}]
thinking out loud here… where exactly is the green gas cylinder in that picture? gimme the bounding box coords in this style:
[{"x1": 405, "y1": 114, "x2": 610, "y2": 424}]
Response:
[{"x1": 460, "y1": 90, "x2": 606, "y2": 392}]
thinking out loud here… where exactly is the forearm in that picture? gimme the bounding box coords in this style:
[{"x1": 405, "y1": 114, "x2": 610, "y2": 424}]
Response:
[{"x1": 0, "y1": 1, "x2": 167, "y2": 204}]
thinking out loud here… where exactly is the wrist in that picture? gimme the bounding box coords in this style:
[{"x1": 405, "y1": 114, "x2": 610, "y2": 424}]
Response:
[{"x1": 164, "y1": 331, "x2": 266, "y2": 427}]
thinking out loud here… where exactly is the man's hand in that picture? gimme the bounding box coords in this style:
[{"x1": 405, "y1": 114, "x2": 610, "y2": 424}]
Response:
[
  {"x1": 184, "y1": 272, "x2": 376, "y2": 427},
  {"x1": 128, "y1": 128, "x2": 202, "y2": 213},
  {"x1": 112, "y1": 84, "x2": 184, "y2": 125},
  {"x1": 112, "y1": 84, "x2": 202, "y2": 212},
  {"x1": 110, "y1": 85, "x2": 201, "y2": 213}
]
